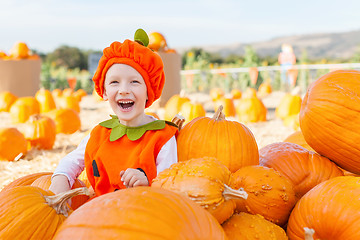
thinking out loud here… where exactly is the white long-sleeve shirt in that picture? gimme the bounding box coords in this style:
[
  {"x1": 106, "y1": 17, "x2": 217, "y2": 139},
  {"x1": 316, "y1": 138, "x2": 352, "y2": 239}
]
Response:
[{"x1": 53, "y1": 134, "x2": 178, "y2": 187}]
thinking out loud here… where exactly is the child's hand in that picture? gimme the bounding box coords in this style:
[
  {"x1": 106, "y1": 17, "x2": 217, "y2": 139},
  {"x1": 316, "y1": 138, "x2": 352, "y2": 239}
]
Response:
[
  {"x1": 49, "y1": 175, "x2": 71, "y2": 195},
  {"x1": 120, "y1": 168, "x2": 149, "y2": 188}
]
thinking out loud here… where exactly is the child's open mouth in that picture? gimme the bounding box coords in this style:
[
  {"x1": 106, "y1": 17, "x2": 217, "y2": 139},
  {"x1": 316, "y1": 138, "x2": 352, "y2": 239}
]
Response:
[{"x1": 118, "y1": 100, "x2": 135, "y2": 110}]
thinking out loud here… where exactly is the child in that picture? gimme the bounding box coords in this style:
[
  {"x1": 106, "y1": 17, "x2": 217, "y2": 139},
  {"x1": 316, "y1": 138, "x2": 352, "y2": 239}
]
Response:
[{"x1": 49, "y1": 29, "x2": 179, "y2": 196}]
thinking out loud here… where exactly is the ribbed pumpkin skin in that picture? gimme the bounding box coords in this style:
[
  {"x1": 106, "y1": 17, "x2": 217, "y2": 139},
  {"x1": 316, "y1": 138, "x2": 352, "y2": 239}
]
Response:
[
  {"x1": 31, "y1": 175, "x2": 89, "y2": 210},
  {"x1": 152, "y1": 157, "x2": 236, "y2": 224},
  {"x1": 229, "y1": 165, "x2": 296, "y2": 226},
  {"x1": 222, "y1": 212, "x2": 288, "y2": 240},
  {"x1": 299, "y1": 69, "x2": 360, "y2": 174},
  {"x1": 259, "y1": 142, "x2": 343, "y2": 199},
  {"x1": 0, "y1": 186, "x2": 67, "y2": 240},
  {"x1": 53, "y1": 186, "x2": 227, "y2": 240},
  {"x1": 177, "y1": 115, "x2": 259, "y2": 173},
  {"x1": 287, "y1": 176, "x2": 360, "y2": 240}
]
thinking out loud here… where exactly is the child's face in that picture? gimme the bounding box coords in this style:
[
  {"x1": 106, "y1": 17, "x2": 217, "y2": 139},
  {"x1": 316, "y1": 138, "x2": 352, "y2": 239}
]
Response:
[{"x1": 103, "y1": 64, "x2": 148, "y2": 126}]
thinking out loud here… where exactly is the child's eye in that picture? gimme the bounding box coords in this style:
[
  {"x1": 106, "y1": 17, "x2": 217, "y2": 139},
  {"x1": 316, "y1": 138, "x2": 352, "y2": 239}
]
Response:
[
  {"x1": 109, "y1": 80, "x2": 118, "y2": 84},
  {"x1": 131, "y1": 80, "x2": 140, "y2": 84}
]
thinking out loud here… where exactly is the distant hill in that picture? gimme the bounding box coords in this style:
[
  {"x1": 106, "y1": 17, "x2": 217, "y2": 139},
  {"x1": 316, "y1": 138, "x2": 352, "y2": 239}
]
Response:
[{"x1": 177, "y1": 29, "x2": 360, "y2": 60}]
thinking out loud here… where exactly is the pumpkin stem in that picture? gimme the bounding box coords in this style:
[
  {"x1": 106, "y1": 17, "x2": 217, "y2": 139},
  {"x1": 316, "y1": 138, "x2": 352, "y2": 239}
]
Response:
[
  {"x1": 223, "y1": 184, "x2": 248, "y2": 200},
  {"x1": 304, "y1": 227, "x2": 315, "y2": 240},
  {"x1": 213, "y1": 105, "x2": 225, "y2": 121},
  {"x1": 44, "y1": 187, "x2": 90, "y2": 217},
  {"x1": 172, "y1": 114, "x2": 185, "y2": 130}
]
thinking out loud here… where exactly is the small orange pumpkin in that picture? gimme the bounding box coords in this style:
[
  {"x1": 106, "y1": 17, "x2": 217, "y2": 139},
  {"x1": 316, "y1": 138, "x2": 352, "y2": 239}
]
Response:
[
  {"x1": 9, "y1": 41, "x2": 30, "y2": 59},
  {"x1": 229, "y1": 165, "x2": 296, "y2": 226},
  {"x1": 179, "y1": 101, "x2": 206, "y2": 124},
  {"x1": 0, "y1": 91, "x2": 18, "y2": 112},
  {"x1": 44, "y1": 108, "x2": 81, "y2": 134},
  {"x1": 22, "y1": 114, "x2": 57, "y2": 150},
  {"x1": 56, "y1": 95, "x2": 80, "y2": 113},
  {"x1": 214, "y1": 97, "x2": 236, "y2": 117},
  {"x1": 35, "y1": 88, "x2": 57, "y2": 113},
  {"x1": 0, "y1": 128, "x2": 27, "y2": 161},
  {"x1": 236, "y1": 96, "x2": 267, "y2": 123},
  {"x1": 163, "y1": 94, "x2": 191, "y2": 121},
  {"x1": 275, "y1": 93, "x2": 302, "y2": 120},
  {"x1": 222, "y1": 212, "x2": 288, "y2": 240},
  {"x1": 9, "y1": 97, "x2": 40, "y2": 123},
  {"x1": 230, "y1": 88, "x2": 242, "y2": 99},
  {"x1": 210, "y1": 88, "x2": 225, "y2": 102},
  {"x1": 148, "y1": 32, "x2": 167, "y2": 51}
]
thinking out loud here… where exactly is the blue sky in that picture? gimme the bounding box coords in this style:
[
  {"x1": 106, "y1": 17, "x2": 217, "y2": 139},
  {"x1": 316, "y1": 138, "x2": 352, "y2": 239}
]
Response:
[{"x1": 1, "y1": 0, "x2": 359, "y2": 53}]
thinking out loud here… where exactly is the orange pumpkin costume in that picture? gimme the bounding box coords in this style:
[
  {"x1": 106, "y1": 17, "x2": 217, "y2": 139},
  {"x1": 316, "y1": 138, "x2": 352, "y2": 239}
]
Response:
[{"x1": 85, "y1": 121, "x2": 178, "y2": 196}]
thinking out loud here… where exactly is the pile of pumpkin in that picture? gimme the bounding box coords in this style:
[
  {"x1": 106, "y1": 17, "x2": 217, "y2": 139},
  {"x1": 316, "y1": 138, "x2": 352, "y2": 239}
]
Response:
[
  {"x1": 0, "y1": 41, "x2": 40, "y2": 60},
  {"x1": 1, "y1": 69, "x2": 360, "y2": 239},
  {"x1": 0, "y1": 88, "x2": 87, "y2": 161}
]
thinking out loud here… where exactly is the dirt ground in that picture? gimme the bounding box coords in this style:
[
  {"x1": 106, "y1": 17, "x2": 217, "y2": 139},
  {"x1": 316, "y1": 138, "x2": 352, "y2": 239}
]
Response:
[{"x1": 0, "y1": 91, "x2": 295, "y2": 190}]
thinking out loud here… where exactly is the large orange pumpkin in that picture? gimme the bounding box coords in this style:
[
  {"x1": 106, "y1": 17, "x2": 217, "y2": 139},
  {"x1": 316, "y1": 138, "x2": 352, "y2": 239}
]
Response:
[
  {"x1": 0, "y1": 91, "x2": 17, "y2": 112},
  {"x1": 53, "y1": 186, "x2": 227, "y2": 239},
  {"x1": 0, "y1": 186, "x2": 89, "y2": 239},
  {"x1": 259, "y1": 142, "x2": 344, "y2": 199},
  {"x1": 152, "y1": 157, "x2": 248, "y2": 224},
  {"x1": 287, "y1": 176, "x2": 360, "y2": 240},
  {"x1": 0, "y1": 128, "x2": 27, "y2": 161},
  {"x1": 22, "y1": 114, "x2": 57, "y2": 150},
  {"x1": 229, "y1": 165, "x2": 296, "y2": 226},
  {"x1": 222, "y1": 212, "x2": 288, "y2": 240},
  {"x1": 177, "y1": 106, "x2": 259, "y2": 172},
  {"x1": 44, "y1": 108, "x2": 81, "y2": 134},
  {"x1": 299, "y1": 69, "x2": 360, "y2": 174}
]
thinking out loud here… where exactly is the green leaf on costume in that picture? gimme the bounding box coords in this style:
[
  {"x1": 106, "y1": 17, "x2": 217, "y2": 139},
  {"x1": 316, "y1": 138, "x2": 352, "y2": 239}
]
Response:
[
  {"x1": 99, "y1": 118, "x2": 119, "y2": 128},
  {"x1": 110, "y1": 125, "x2": 126, "y2": 142},
  {"x1": 134, "y1": 28, "x2": 149, "y2": 47}
]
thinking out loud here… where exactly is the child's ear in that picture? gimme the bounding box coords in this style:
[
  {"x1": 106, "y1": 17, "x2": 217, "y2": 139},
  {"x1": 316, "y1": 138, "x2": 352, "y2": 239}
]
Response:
[{"x1": 102, "y1": 90, "x2": 108, "y2": 101}]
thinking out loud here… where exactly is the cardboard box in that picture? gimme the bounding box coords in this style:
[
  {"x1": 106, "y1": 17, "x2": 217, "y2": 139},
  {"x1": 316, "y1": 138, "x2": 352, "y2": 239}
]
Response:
[
  {"x1": 157, "y1": 52, "x2": 181, "y2": 107},
  {"x1": 0, "y1": 59, "x2": 41, "y2": 97}
]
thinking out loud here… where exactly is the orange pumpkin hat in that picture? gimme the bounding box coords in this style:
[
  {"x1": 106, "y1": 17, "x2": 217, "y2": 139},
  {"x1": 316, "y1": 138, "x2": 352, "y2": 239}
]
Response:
[{"x1": 92, "y1": 39, "x2": 165, "y2": 108}]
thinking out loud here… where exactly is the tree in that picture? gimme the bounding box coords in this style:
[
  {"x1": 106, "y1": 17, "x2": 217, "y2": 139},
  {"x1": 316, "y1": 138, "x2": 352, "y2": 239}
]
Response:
[{"x1": 45, "y1": 45, "x2": 88, "y2": 69}]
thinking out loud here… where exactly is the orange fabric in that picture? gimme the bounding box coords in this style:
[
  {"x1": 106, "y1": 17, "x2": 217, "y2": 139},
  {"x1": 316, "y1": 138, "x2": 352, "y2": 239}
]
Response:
[
  {"x1": 84, "y1": 123, "x2": 178, "y2": 196},
  {"x1": 92, "y1": 40, "x2": 165, "y2": 108}
]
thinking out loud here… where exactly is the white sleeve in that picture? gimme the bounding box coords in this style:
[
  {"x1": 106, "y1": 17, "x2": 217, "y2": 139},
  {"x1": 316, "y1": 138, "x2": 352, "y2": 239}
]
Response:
[
  {"x1": 156, "y1": 136, "x2": 178, "y2": 174},
  {"x1": 52, "y1": 134, "x2": 90, "y2": 187}
]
